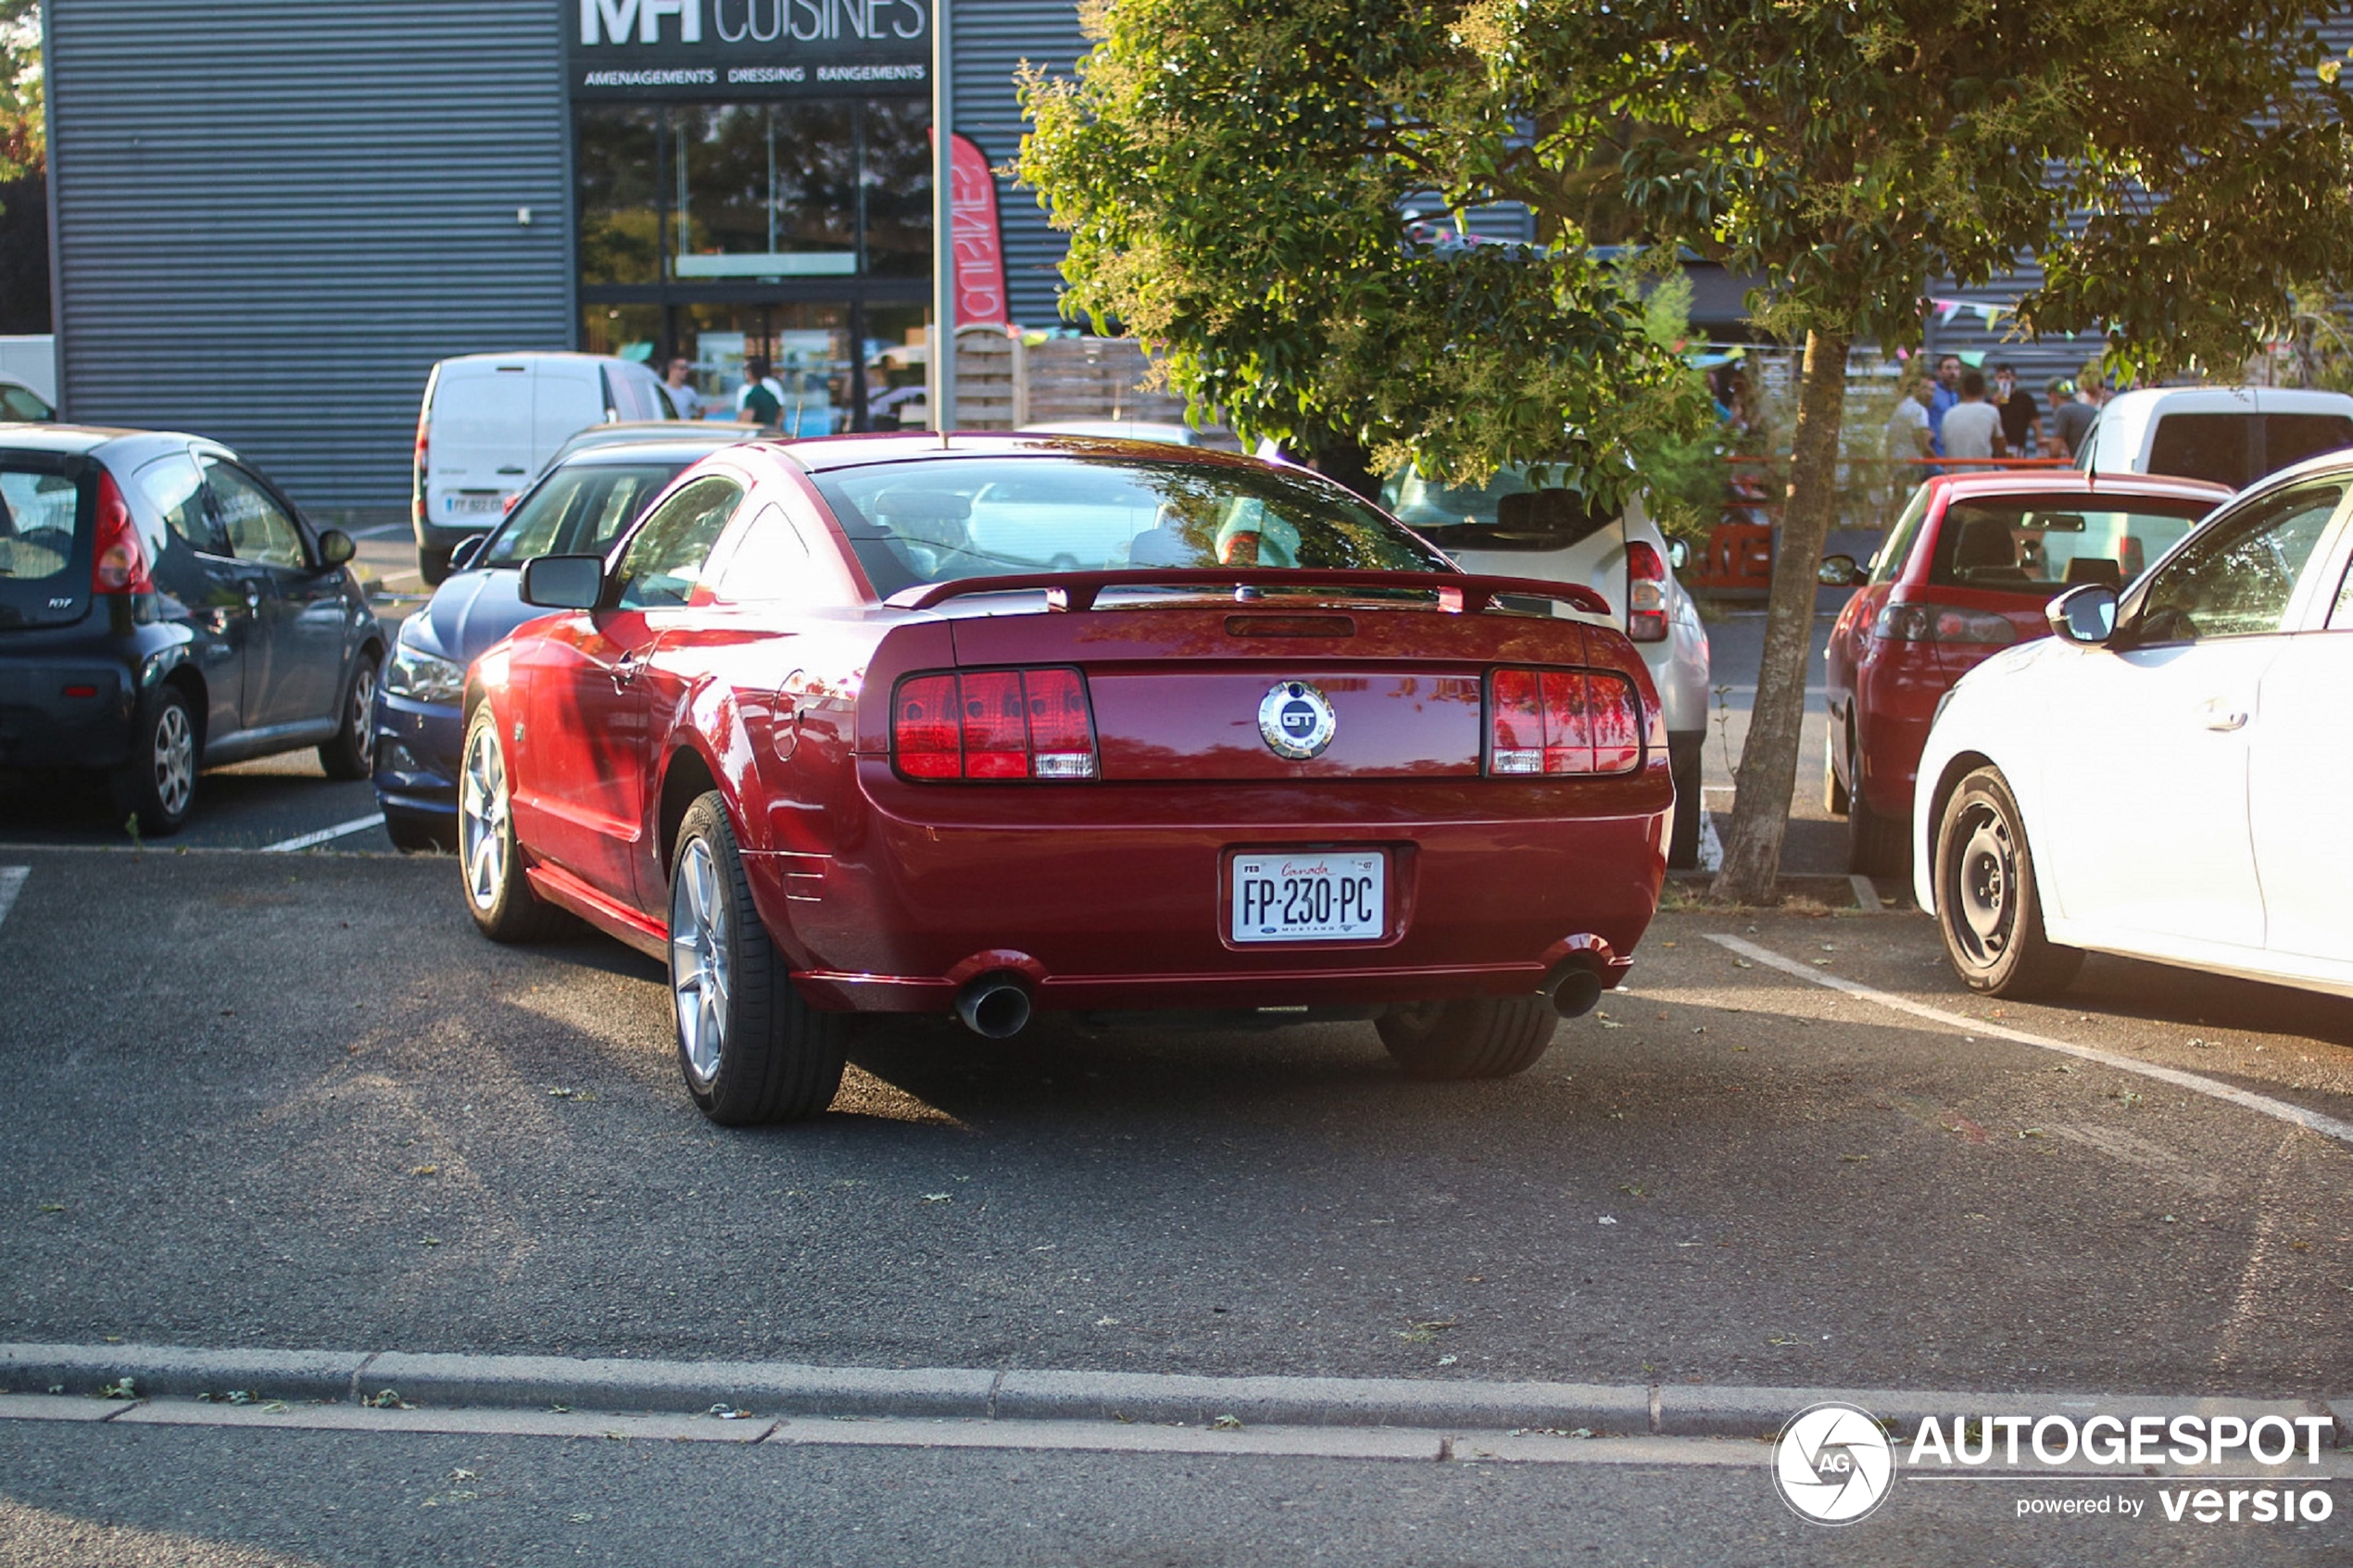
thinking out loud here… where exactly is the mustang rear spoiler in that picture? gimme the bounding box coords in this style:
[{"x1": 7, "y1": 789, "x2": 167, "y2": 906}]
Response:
[{"x1": 884, "y1": 568, "x2": 1611, "y2": 617}]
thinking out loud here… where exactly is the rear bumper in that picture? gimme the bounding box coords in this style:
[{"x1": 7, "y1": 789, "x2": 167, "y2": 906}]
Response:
[
  {"x1": 756, "y1": 763, "x2": 1668, "y2": 1014},
  {"x1": 0, "y1": 658, "x2": 137, "y2": 770}
]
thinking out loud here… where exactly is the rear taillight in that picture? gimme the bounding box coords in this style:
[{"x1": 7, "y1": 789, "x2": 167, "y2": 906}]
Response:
[
  {"x1": 1870, "y1": 602, "x2": 2019, "y2": 646},
  {"x1": 1626, "y1": 540, "x2": 1668, "y2": 642},
  {"x1": 90, "y1": 470, "x2": 151, "y2": 595},
  {"x1": 893, "y1": 667, "x2": 1100, "y2": 782},
  {"x1": 1488, "y1": 668, "x2": 1644, "y2": 776},
  {"x1": 411, "y1": 403, "x2": 431, "y2": 531}
]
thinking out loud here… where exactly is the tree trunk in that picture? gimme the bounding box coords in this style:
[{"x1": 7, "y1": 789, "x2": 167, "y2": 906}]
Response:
[{"x1": 1709, "y1": 325, "x2": 1850, "y2": 904}]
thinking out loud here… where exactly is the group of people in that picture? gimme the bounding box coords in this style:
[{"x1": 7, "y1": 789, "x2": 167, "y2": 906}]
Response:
[
  {"x1": 1884, "y1": 352, "x2": 2108, "y2": 478},
  {"x1": 658, "y1": 356, "x2": 789, "y2": 426}
]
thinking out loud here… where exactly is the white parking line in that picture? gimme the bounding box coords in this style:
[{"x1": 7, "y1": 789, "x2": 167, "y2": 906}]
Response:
[
  {"x1": 0, "y1": 866, "x2": 24, "y2": 928},
  {"x1": 1707, "y1": 934, "x2": 2353, "y2": 1148},
  {"x1": 258, "y1": 815, "x2": 385, "y2": 854}
]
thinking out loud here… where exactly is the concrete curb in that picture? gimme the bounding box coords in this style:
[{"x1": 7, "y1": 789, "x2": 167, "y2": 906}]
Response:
[{"x1": 3, "y1": 1344, "x2": 2344, "y2": 1445}]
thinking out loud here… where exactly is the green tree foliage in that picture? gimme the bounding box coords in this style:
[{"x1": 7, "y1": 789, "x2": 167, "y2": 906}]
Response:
[
  {"x1": 0, "y1": 1, "x2": 40, "y2": 184},
  {"x1": 1026, "y1": 0, "x2": 2353, "y2": 901},
  {"x1": 1462, "y1": 0, "x2": 2353, "y2": 900},
  {"x1": 1017, "y1": 0, "x2": 1707, "y2": 500}
]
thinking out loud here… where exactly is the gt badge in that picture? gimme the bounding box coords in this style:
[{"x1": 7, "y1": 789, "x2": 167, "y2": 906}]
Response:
[{"x1": 1258, "y1": 680, "x2": 1337, "y2": 760}]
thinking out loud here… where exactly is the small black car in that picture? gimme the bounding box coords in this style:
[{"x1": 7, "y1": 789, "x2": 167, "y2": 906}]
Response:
[{"x1": 0, "y1": 426, "x2": 384, "y2": 834}]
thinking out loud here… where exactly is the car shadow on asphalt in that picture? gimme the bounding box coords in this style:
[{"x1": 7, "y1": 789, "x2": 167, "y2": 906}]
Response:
[{"x1": 2063, "y1": 951, "x2": 2353, "y2": 1050}]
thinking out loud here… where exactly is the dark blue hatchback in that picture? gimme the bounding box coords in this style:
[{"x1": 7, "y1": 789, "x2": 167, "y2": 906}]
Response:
[
  {"x1": 372, "y1": 431, "x2": 752, "y2": 849},
  {"x1": 0, "y1": 426, "x2": 383, "y2": 834}
]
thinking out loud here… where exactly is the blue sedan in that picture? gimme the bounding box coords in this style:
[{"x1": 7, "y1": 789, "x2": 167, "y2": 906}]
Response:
[{"x1": 371, "y1": 431, "x2": 753, "y2": 849}]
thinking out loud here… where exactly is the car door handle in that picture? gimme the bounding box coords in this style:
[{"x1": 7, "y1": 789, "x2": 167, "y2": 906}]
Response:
[
  {"x1": 612, "y1": 650, "x2": 646, "y2": 690},
  {"x1": 2199, "y1": 697, "x2": 2247, "y2": 732},
  {"x1": 239, "y1": 580, "x2": 264, "y2": 610}
]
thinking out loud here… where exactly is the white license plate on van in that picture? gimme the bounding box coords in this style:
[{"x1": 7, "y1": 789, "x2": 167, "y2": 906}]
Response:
[
  {"x1": 447, "y1": 493, "x2": 505, "y2": 515},
  {"x1": 1229, "y1": 851, "x2": 1387, "y2": 943}
]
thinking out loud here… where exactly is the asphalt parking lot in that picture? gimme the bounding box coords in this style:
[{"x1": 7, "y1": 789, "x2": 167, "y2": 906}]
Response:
[{"x1": 0, "y1": 833, "x2": 2347, "y2": 1563}]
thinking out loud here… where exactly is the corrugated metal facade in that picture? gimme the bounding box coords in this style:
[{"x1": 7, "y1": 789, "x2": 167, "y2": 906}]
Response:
[
  {"x1": 48, "y1": 1, "x2": 573, "y2": 512},
  {"x1": 953, "y1": 0, "x2": 1090, "y2": 329}
]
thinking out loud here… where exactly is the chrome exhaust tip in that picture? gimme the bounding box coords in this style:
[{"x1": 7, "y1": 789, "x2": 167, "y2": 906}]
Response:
[
  {"x1": 955, "y1": 974, "x2": 1034, "y2": 1039},
  {"x1": 1546, "y1": 964, "x2": 1604, "y2": 1019}
]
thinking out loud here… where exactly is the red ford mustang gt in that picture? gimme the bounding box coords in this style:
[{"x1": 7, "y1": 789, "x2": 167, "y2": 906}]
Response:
[{"x1": 459, "y1": 435, "x2": 1673, "y2": 1123}]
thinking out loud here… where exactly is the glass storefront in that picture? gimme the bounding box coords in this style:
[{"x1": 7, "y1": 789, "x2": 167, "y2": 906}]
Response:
[{"x1": 575, "y1": 97, "x2": 933, "y2": 431}]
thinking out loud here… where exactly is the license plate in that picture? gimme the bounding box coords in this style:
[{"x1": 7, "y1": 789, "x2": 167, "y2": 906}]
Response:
[
  {"x1": 1229, "y1": 850, "x2": 1387, "y2": 943},
  {"x1": 447, "y1": 493, "x2": 505, "y2": 514}
]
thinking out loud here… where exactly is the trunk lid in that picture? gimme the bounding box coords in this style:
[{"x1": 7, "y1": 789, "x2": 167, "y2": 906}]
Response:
[
  {"x1": 938, "y1": 591, "x2": 1597, "y2": 782},
  {"x1": 0, "y1": 449, "x2": 92, "y2": 631}
]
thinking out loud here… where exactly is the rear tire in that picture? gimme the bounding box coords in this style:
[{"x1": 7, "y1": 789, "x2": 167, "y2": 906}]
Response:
[
  {"x1": 670, "y1": 792, "x2": 845, "y2": 1124},
  {"x1": 317, "y1": 650, "x2": 381, "y2": 781},
  {"x1": 1933, "y1": 765, "x2": 2082, "y2": 998},
  {"x1": 112, "y1": 684, "x2": 198, "y2": 837},
  {"x1": 1845, "y1": 784, "x2": 1908, "y2": 878},
  {"x1": 458, "y1": 707, "x2": 569, "y2": 941},
  {"x1": 1377, "y1": 997, "x2": 1557, "y2": 1081},
  {"x1": 1667, "y1": 737, "x2": 1703, "y2": 870},
  {"x1": 1823, "y1": 721, "x2": 1850, "y2": 816}
]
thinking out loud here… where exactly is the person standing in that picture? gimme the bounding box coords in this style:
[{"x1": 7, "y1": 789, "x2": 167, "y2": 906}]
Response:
[
  {"x1": 1940, "y1": 368, "x2": 2005, "y2": 470},
  {"x1": 1991, "y1": 362, "x2": 2041, "y2": 457},
  {"x1": 2051, "y1": 380, "x2": 2099, "y2": 461},
  {"x1": 661, "y1": 357, "x2": 706, "y2": 420},
  {"x1": 1926, "y1": 354, "x2": 1963, "y2": 456},
  {"x1": 739, "y1": 360, "x2": 783, "y2": 430},
  {"x1": 1883, "y1": 370, "x2": 1933, "y2": 497}
]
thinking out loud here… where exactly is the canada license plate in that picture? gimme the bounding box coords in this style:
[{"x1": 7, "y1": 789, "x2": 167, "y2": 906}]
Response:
[
  {"x1": 1229, "y1": 850, "x2": 1387, "y2": 943},
  {"x1": 447, "y1": 493, "x2": 505, "y2": 515}
]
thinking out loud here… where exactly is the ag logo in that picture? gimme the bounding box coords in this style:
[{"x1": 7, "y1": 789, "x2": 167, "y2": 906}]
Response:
[
  {"x1": 1772, "y1": 1401, "x2": 1895, "y2": 1525},
  {"x1": 1258, "y1": 680, "x2": 1336, "y2": 760}
]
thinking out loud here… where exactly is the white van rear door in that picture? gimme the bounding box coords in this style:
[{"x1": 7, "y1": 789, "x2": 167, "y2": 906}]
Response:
[
  {"x1": 533, "y1": 359, "x2": 609, "y2": 469},
  {"x1": 426, "y1": 361, "x2": 534, "y2": 524}
]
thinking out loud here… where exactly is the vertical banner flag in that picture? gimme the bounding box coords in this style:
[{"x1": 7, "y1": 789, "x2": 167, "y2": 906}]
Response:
[{"x1": 930, "y1": 131, "x2": 1009, "y2": 328}]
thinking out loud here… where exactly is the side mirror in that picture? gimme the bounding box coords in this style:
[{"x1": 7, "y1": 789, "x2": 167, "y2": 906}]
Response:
[
  {"x1": 1666, "y1": 538, "x2": 1690, "y2": 571},
  {"x1": 448, "y1": 533, "x2": 490, "y2": 572},
  {"x1": 521, "y1": 554, "x2": 606, "y2": 610},
  {"x1": 316, "y1": 528, "x2": 356, "y2": 568},
  {"x1": 1818, "y1": 554, "x2": 1863, "y2": 588},
  {"x1": 2046, "y1": 583, "x2": 2118, "y2": 645}
]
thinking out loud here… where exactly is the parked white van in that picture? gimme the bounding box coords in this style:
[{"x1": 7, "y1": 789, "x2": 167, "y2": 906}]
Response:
[
  {"x1": 410, "y1": 352, "x2": 673, "y2": 583},
  {"x1": 2076, "y1": 385, "x2": 2353, "y2": 490}
]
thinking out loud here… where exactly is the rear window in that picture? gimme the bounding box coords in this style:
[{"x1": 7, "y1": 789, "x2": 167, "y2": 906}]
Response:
[
  {"x1": 1382, "y1": 468, "x2": 1617, "y2": 552},
  {"x1": 480, "y1": 462, "x2": 684, "y2": 568},
  {"x1": 1928, "y1": 495, "x2": 2214, "y2": 595},
  {"x1": 814, "y1": 456, "x2": 1451, "y2": 598},
  {"x1": 2146, "y1": 412, "x2": 2353, "y2": 487},
  {"x1": 0, "y1": 458, "x2": 88, "y2": 627}
]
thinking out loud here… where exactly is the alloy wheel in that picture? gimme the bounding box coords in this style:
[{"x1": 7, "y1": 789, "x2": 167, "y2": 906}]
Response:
[
  {"x1": 152, "y1": 703, "x2": 194, "y2": 819},
  {"x1": 348, "y1": 664, "x2": 377, "y2": 771},
  {"x1": 671, "y1": 837, "x2": 731, "y2": 1086},
  {"x1": 459, "y1": 724, "x2": 508, "y2": 912}
]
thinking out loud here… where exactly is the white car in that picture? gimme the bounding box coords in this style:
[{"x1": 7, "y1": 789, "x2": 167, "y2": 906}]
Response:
[
  {"x1": 1386, "y1": 468, "x2": 1712, "y2": 867},
  {"x1": 2077, "y1": 385, "x2": 2353, "y2": 489},
  {"x1": 1914, "y1": 450, "x2": 2353, "y2": 997}
]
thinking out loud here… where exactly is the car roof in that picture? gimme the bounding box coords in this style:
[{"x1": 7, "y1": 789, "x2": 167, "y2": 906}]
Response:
[
  {"x1": 769, "y1": 431, "x2": 1273, "y2": 475},
  {"x1": 0, "y1": 423, "x2": 191, "y2": 457},
  {"x1": 557, "y1": 432, "x2": 762, "y2": 465},
  {"x1": 1919, "y1": 469, "x2": 2233, "y2": 505},
  {"x1": 437, "y1": 350, "x2": 640, "y2": 370},
  {"x1": 2099, "y1": 385, "x2": 2353, "y2": 418}
]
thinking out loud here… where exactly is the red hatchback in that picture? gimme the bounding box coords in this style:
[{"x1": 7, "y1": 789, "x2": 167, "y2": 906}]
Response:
[
  {"x1": 460, "y1": 435, "x2": 1675, "y2": 1123},
  {"x1": 1822, "y1": 470, "x2": 2230, "y2": 874}
]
